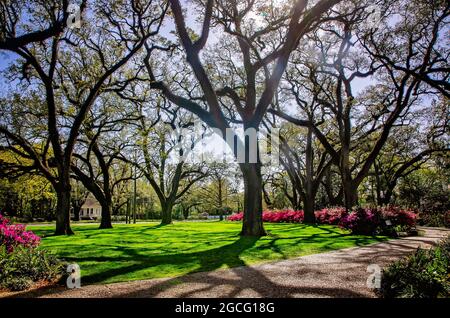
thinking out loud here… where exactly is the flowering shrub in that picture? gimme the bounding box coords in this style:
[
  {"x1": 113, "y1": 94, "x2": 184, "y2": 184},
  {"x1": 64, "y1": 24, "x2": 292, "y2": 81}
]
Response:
[
  {"x1": 262, "y1": 210, "x2": 304, "y2": 223},
  {"x1": 314, "y1": 207, "x2": 347, "y2": 225},
  {"x1": 0, "y1": 214, "x2": 41, "y2": 253},
  {"x1": 380, "y1": 206, "x2": 417, "y2": 228},
  {"x1": 227, "y1": 212, "x2": 243, "y2": 221},
  {"x1": 339, "y1": 208, "x2": 384, "y2": 235},
  {"x1": 338, "y1": 207, "x2": 418, "y2": 235},
  {"x1": 0, "y1": 214, "x2": 65, "y2": 292},
  {"x1": 228, "y1": 210, "x2": 304, "y2": 223}
]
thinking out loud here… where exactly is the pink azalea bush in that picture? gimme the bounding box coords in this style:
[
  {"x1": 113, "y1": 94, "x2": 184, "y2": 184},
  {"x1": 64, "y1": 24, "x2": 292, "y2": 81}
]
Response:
[
  {"x1": 0, "y1": 214, "x2": 64, "y2": 292},
  {"x1": 338, "y1": 207, "x2": 417, "y2": 235},
  {"x1": 228, "y1": 210, "x2": 304, "y2": 223},
  {"x1": 0, "y1": 214, "x2": 41, "y2": 253},
  {"x1": 338, "y1": 208, "x2": 384, "y2": 235},
  {"x1": 314, "y1": 207, "x2": 347, "y2": 225},
  {"x1": 262, "y1": 210, "x2": 304, "y2": 223},
  {"x1": 227, "y1": 212, "x2": 244, "y2": 221},
  {"x1": 380, "y1": 206, "x2": 417, "y2": 227}
]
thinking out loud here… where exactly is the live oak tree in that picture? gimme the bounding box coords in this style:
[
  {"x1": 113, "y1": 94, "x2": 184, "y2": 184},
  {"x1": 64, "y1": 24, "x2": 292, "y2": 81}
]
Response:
[
  {"x1": 131, "y1": 99, "x2": 207, "y2": 225},
  {"x1": 278, "y1": 124, "x2": 332, "y2": 222},
  {"x1": 0, "y1": 0, "x2": 168, "y2": 235},
  {"x1": 315, "y1": 164, "x2": 344, "y2": 207},
  {"x1": 0, "y1": 0, "x2": 446, "y2": 232},
  {"x1": 371, "y1": 100, "x2": 449, "y2": 205},
  {"x1": 144, "y1": 0, "x2": 343, "y2": 236},
  {"x1": 270, "y1": 6, "x2": 378, "y2": 210},
  {"x1": 271, "y1": 50, "x2": 338, "y2": 221},
  {"x1": 270, "y1": 1, "x2": 449, "y2": 210},
  {"x1": 71, "y1": 94, "x2": 140, "y2": 229},
  {"x1": 179, "y1": 191, "x2": 201, "y2": 220},
  {"x1": 262, "y1": 169, "x2": 298, "y2": 210}
]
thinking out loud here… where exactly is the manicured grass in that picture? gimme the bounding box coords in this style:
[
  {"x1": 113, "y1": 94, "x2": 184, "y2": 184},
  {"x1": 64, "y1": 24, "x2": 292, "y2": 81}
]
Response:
[{"x1": 28, "y1": 221, "x2": 388, "y2": 285}]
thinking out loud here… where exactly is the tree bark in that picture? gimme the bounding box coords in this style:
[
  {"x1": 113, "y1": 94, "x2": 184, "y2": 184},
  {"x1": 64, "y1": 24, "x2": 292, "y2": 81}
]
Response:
[
  {"x1": 160, "y1": 200, "x2": 174, "y2": 225},
  {"x1": 239, "y1": 162, "x2": 266, "y2": 236},
  {"x1": 303, "y1": 197, "x2": 315, "y2": 223},
  {"x1": 324, "y1": 167, "x2": 341, "y2": 206},
  {"x1": 72, "y1": 205, "x2": 81, "y2": 221},
  {"x1": 343, "y1": 182, "x2": 359, "y2": 211},
  {"x1": 99, "y1": 198, "x2": 113, "y2": 229},
  {"x1": 54, "y1": 186, "x2": 74, "y2": 235}
]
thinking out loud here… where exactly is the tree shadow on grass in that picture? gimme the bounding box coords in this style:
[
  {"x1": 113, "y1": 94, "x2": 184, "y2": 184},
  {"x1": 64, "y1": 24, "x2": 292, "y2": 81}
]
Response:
[
  {"x1": 7, "y1": 237, "x2": 369, "y2": 298},
  {"x1": 6, "y1": 235, "x2": 260, "y2": 298},
  {"x1": 63, "y1": 235, "x2": 260, "y2": 285},
  {"x1": 34, "y1": 223, "x2": 168, "y2": 239},
  {"x1": 145, "y1": 223, "x2": 172, "y2": 230},
  {"x1": 36, "y1": 227, "x2": 387, "y2": 286}
]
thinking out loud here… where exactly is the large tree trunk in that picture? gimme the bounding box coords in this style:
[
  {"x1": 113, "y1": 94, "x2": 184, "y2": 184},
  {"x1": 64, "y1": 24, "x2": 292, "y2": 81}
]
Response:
[
  {"x1": 341, "y1": 150, "x2": 357, "y2": 211},
  {"x1": 343, "y1": 183, "x2": 359, "y2": 211},
  {"x1": 55, "y1": 186, "x2": 74, "y2": 235},
  {"x1": 99, "y1": 198, "x2": 113, "y2": 229},
  {"x1": 303, "y1": 197, "x2": 315, "y2": 223},
  {"x1": 240, "y1": 163, "x2": 266, "y2": 236},
  {"x1": 160, "y1": 200, "x2": 173, "y2": 225}
]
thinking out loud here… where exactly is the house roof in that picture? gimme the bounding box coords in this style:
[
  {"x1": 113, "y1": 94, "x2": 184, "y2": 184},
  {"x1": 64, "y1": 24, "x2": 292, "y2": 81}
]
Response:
[{"x1": 82, "y1": 197, "x2": 101, "y2": 208}]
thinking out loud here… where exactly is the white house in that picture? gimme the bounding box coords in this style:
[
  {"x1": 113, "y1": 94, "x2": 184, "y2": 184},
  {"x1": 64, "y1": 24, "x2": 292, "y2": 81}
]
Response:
[{"x1": 79, "y1": 197, "x2": 102, "y2": 220}]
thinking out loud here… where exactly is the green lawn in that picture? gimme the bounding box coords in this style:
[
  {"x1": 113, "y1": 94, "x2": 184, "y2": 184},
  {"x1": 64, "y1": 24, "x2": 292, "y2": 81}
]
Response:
[{"x1": 28, "y1": 221, "x2": 388, "y2": 285}]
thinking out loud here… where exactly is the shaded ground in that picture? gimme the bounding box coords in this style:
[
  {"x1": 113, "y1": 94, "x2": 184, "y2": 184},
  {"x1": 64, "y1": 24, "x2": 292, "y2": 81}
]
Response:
[{"x1": 3, "y1": 227, "x2": 448, "y2": 298}]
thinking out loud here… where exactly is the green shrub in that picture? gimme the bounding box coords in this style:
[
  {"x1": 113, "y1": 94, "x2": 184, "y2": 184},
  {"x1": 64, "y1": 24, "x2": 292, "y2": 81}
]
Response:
[
  {"x1": 378, "y1": 235, "x2": 450, "y2": 298},
  {"x1": 2, "y1": 276, "x2": 32, "y2": 291},
  {"x1": 0, "y1": 245, "x2": 66, "y2": 291}
]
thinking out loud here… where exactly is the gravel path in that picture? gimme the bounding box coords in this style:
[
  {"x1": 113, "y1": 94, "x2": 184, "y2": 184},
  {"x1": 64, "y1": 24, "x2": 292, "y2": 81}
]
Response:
[{"x1": 3, "y1": 227, "x2": 449, "y2": 298}]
